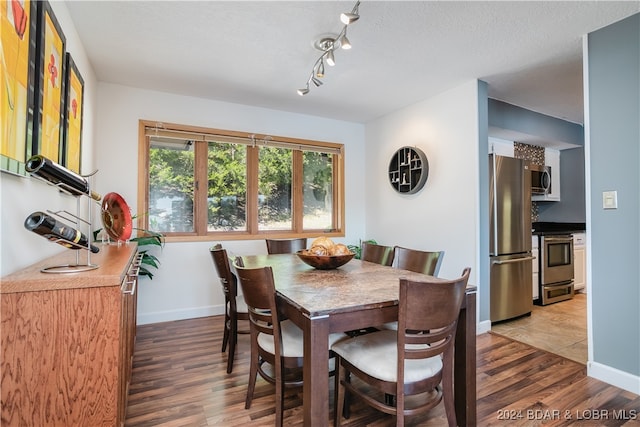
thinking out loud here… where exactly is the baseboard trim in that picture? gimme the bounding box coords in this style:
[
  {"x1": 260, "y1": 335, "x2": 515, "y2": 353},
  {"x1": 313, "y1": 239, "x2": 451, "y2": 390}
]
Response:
[
  {"x1": 138, "y1": 305, "x2": 224, "y2": 325},
  {"x1": 477, "y1": 319, "x2": 491, "y2": 335},
  {"x1": 588, "y1": 361, "x2": 640, "y2": 395}
]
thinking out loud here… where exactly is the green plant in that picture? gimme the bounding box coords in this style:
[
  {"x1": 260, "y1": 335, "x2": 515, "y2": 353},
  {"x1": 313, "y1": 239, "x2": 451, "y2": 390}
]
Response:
[
  {"x1": 94, "y1": 221, "x2": 165, "y2": 280},
  {"x1": 131, "y1": 230, "x2": 164, "y2": 279},
  {"x1": 347, "y1": 239, "x2": 377, "y2": 260}
]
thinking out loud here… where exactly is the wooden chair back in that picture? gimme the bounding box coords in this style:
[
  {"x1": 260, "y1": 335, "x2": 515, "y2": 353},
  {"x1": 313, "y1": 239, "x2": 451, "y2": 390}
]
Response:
[
  {"x1": 210, "y1": 245, "x2": 239, "y2": 311},
  {"x1": 393, "y1": 246, "x2": 444, "y2": 276},
  {"x1": 395, "y1": 267, "x2": 470, "y2": 425},
  {"x1": 234, "y1": 263, "x2": 280, "y2": 347},
  {"x1": 265, "y1": 238, "x2": 308, "y2": 254},
  {"x1": 360, "y1": 241, "x2": 395, "y2": 266}
]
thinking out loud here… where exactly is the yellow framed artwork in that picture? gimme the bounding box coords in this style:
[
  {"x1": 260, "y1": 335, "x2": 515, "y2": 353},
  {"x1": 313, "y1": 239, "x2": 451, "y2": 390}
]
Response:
[
  {"x1": 1, "y1": 0, "x2": 38, "y2": 176},
  {"x1": 62, "y1": 53, "x2": 83, "y2": 174},
  {"x1": 33, "y1": 0, "x2": 65, "y2": 164}
]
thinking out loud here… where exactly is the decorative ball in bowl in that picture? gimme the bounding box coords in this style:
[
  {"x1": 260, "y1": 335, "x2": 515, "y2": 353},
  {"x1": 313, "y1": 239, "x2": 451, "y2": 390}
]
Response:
[{"x1": 296, "y1": 250, "x2": 355, "y2": 270}]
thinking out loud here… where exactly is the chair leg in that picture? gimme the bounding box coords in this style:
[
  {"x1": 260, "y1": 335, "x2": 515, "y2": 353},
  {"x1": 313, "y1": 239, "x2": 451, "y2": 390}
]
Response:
[
  {"x1": 442, "y1": 348, "x2": 457, "y2": 427},
  {"x1": 332, "y1": 358, "x2": 339, "y2": 427},
  {"x1": 343, "y1": 369, "x2": 351, "y2": 420},
  {"x1": 245, "y1": 335, "x2": 259, "y2": 409},
  {"x1": 222, "y1": 313, "x2": 230, "y2": 353},
  {"x1": 335, "y1": 360, "x2": 344, "y2": 427},
  {"x1": 396, "y1": 389, "x2": 405, "y2": 427},
  {"x1": 226, "y1": 316, "x2": 237, "y2": 374},
  {"x1": 275, "y1": 360, "x2": 284, "y2": 427}
]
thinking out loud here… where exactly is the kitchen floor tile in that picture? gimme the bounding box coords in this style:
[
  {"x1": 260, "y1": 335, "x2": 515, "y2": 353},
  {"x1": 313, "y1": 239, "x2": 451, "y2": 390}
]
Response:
[{"x1": 491, "y1": 292, "x2": 587, "y2": 364}]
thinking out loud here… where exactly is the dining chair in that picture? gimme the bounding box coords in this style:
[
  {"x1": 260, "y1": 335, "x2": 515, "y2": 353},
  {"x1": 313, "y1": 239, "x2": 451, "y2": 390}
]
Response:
[
  {"x1": 210, "y1": 245, "x2": 249, "y2": 374},
  {"x1": 233, "y1": 258, "x2": 347, "y2": 427},
  {"x1": 379, "y1": 246, "x2": 446, "y2": 331},
  {"x1": 392, "y1": 246, "x2": 444, "y2": 276},
  {"x1": 360, "y1": 241, "x2": 395, "y2": 266},
  {"x1": 332, "y1": 267, "x2": 471, "y2": 427},
  {"x1": 265, "y1": 238, "x2": 308, "y2": 254}
]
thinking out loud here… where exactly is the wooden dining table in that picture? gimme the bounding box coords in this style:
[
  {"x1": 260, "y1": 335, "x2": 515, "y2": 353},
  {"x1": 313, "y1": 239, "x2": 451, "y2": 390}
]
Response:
[{"x1": 240, "y1": 254, "x2": 477, "y2": 427}]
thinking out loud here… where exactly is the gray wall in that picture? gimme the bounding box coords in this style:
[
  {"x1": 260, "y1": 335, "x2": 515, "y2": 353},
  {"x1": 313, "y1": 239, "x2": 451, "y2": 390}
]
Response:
[
  {"x1": 537, "y1": 147, "x2": 586, "y2": 222},
  {"x1": 489, "y1": 98, "x2": 584, "y2": 147},
  {"x1": 587, "y1": 13, "x2": 639, "y2": 376}
]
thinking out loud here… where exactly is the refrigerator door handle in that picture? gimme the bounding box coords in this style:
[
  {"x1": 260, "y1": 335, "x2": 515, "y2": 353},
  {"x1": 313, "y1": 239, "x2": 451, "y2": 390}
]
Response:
[
  {"x1": 491, "y1": 154, "x2": 498, "y2": 256},
  {"x1": 492, "y1": 256, "x2": 536, "y2": 265}
]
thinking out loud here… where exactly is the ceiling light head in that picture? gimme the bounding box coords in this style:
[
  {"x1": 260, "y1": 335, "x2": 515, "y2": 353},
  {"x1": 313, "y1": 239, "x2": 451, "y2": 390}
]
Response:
[
  {"x1": 340, "y1": 12, "x2": 359, "y2": 25},
  {"x1": 340, "y1": 1, "x2": 360, "y2": 25},
  {"x1": 326, "y1": 49, "x2": 335, "y2": 66},
  {"x1": 311, "y1": 77, "x2": 323, "y2": 87},
  {"x1": 340, "y1": 32, "x2": 351, "y2": 50},
  {"x1": 297, "y1": 85, "x2": 310, "y2": 96},
  {"x1": 316, "y1": 60, "x2": 325, "y2": 78}
]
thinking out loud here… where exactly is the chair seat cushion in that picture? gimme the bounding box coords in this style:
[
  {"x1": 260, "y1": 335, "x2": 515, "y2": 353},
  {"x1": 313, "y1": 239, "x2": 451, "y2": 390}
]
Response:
[
  {"x1": 226, "y1": 295, "x2": 248, "y2": 315},
  {"x1": 258, "y1": 320, "x2": 347, "y2": 358},
  {"x1": 331, "y1": 329, "x2": 442, "y2": 383},
  {"x1": 236, "y1": 295, "x2": 248, "y2": 314}
]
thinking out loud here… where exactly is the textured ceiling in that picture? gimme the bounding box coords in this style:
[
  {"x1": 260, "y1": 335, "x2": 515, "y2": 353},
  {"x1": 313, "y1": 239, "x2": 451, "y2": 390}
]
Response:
[{"x1": 65, "y1": 1, "x2": 639, "y2": 125}]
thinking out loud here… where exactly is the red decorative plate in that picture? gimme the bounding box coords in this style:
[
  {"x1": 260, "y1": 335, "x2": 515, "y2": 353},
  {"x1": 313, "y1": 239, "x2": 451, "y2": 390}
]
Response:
[{"x1": 101, "y1": 192, "x2": 133, "y2": 241}]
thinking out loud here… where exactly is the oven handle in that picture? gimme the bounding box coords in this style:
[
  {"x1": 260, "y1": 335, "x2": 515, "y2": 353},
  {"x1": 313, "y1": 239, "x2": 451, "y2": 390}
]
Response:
[
  {"x1": 543, "y1": 235, "x2": 573, "y2": 243},
  {"x1": 492, "y1": 256, "x2": 536, "y2": 265}
]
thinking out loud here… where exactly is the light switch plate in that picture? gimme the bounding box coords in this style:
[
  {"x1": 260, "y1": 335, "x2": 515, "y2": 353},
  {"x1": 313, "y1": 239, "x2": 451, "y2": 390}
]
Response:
[{"x1": 603, "y1": 191, "x2": 618, "y2": 209}]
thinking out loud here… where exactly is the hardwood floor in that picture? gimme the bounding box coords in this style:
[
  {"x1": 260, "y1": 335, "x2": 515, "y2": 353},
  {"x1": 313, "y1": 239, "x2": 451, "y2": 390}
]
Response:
[
  {"x1": 491, "y1": 293, "x2": 587, "y2": 364},
  {"x1": 125, "y1": 313, "x2": 640, "y2": 426}
]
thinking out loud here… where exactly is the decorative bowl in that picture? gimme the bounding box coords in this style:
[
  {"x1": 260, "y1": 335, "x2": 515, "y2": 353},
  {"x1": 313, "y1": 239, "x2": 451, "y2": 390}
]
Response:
[
  {"x1": 101, "y1": 192, "x2": 133, "y2": 241},
  {"x1": 296, "y1": 250, "x2": 355, "y2": 270}
]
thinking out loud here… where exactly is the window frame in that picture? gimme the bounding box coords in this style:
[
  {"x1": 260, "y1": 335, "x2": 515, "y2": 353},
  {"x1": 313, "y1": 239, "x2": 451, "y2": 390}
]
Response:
[{"x1": 137, "y1": 120, "x2": 345, "y2": 242}]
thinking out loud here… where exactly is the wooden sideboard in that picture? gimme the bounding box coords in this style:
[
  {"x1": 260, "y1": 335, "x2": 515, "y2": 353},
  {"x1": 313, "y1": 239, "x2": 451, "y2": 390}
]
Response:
[{"x1": 1, "y1": 243, "x2": 140, "y2": 427}]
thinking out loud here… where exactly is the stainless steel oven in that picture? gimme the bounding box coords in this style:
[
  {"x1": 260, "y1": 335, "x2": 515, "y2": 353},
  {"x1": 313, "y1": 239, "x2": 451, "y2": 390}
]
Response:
[{"x1": 539, "y1": 234, "x2": 574, "y2": 305}]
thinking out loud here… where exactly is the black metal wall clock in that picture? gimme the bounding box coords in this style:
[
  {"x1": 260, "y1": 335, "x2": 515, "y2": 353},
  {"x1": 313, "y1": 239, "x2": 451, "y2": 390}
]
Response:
[{"x1": 388, "y1": 146, "x2": 429, "y2": 194}]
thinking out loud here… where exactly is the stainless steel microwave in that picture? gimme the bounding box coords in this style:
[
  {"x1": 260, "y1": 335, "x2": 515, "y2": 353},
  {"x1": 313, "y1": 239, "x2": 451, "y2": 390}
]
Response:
[{"x1": 530, "y1": 163, "x2": 551, "y2": 195}]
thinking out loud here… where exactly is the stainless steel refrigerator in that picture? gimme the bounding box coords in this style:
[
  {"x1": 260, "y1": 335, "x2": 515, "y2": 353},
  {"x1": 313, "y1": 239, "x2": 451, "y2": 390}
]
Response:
[{"x1": 489, "y1": 154, "x2": 534, "y2": 322}]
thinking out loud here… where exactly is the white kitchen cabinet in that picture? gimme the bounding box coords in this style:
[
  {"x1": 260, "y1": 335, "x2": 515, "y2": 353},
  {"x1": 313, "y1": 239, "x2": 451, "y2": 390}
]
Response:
[
  {"x1": 533, "y1": 148, "x2": 561, "y2": 201},
  {"x1": 532, "y1": 235, "x2": 539, "y2": 300},
  {"x1": 573, "y1": 233, "x2": 586, "y2": 292},
  {"x1": 489, "y1": 137, "x2": 514, "y2": 157}
]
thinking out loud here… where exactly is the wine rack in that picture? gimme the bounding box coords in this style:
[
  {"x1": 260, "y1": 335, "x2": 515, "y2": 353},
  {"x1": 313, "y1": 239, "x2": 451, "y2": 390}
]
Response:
[
  {"x1": 26, "y1": 155, "x2": 100, "y2": 273},
  {"x1": 388, "y1": 146, "x2": 429, "y2": 194}
]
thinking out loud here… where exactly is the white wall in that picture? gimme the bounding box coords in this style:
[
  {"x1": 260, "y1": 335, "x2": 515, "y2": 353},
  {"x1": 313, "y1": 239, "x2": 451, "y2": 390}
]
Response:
[
  {"x1": 95, "y1": 83, "x2": 366, "y2": 324},
  {"x1": 364, "y1": 81, "x2": 481, "y2": 287},
  {"x1": 0, "y1": 2, "x2": 98, "y2": 275}
]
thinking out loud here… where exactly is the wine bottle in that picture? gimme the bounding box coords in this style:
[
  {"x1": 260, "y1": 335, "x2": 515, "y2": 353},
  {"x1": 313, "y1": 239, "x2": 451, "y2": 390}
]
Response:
[
  {"x1": 26, "y1": 155, "x2": 101, "y2": 201},
  {"x1": 24, "y1": 212, "x2": 100, "y2": 253}
]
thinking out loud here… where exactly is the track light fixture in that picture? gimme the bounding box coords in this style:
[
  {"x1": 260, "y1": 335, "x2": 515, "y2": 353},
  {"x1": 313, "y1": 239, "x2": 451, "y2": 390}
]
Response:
[
  {"x1": 316, "y1": 60, "x2": 325, "y2": 78},
  {"x1": 340, "y1": 30, "x2": 352, "y2": 50},
  {"x1": 297, "y1": 1, "x2": 361, "y2": 96},
  {"x1": 340, "y1": 1, "x2": 360, "y2": 25},
  {"x1": 326, "y1": 48, "x2": 336, "y2": 66}
]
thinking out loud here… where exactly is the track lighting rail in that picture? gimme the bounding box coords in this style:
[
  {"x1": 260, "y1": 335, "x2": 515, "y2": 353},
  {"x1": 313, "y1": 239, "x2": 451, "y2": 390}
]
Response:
[{"x1": 297, "y1": 1, "x2": 360, "y2": 96}]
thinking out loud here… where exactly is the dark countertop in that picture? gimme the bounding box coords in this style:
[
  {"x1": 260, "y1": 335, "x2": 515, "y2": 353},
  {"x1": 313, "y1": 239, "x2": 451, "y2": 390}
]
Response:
[{"x1": 532, "y1": 222, "x2": 586, "y2": 235}]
